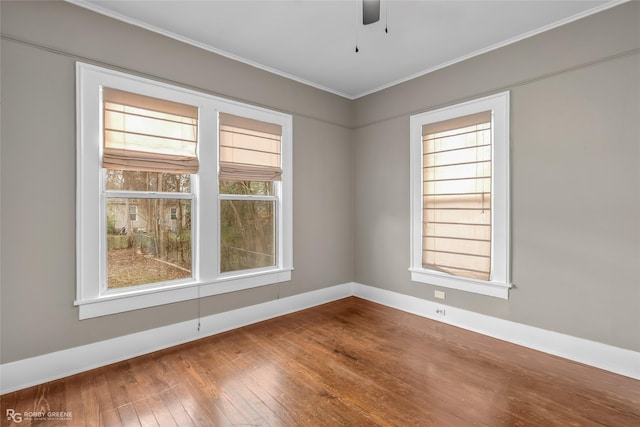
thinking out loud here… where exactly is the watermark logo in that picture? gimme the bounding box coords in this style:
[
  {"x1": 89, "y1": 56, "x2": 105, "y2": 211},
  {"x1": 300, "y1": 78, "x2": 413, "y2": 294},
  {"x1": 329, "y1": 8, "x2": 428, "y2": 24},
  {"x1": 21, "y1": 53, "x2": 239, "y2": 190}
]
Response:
[
  {"x1": 6, "y1": 409, "x2": 22, "y2": 423},
  {"x1": 6, "y1": 409, "x2": 73, "y2": 423}
]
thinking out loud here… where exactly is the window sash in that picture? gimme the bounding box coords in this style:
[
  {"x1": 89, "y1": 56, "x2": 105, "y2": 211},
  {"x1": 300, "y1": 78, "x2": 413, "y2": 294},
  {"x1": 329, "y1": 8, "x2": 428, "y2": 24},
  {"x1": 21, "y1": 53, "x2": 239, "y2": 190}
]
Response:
[
  {"x1": 103, "y1": 88, "x2": 199, "y2": 174},
  {"x1": 219, "y1": 197, "x2": 277, "y2": 274},
  {"x1": 219, "y1": 113, "x2": 282, "y2": 182},
  {"x1": 105, "y1": 195, "x2": 194, "y2": 289}
]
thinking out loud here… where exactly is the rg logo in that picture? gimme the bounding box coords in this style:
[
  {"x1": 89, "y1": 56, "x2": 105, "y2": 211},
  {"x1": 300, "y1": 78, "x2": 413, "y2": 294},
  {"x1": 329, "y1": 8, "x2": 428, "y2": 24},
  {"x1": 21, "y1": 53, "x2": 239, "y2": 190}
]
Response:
[{"x1": 6, "y1": 409, "x2": 22, "y2": 423}]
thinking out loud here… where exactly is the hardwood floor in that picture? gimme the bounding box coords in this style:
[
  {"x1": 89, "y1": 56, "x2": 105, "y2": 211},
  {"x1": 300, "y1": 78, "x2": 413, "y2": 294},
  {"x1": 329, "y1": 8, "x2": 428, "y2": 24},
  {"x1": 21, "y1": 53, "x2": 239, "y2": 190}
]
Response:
[{"x1": 1, "y1": 297, "x2": 639, "y2": 426}]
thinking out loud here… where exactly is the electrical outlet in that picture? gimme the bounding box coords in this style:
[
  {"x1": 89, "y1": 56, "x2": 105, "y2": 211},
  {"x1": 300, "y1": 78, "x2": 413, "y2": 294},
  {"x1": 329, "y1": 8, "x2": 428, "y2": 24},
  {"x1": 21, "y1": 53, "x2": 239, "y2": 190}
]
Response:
[
  {"x1": 434, "y1": 290, "x2": 445, "y2": 300},
  {"x1": 436, "y1": 308, "x2": 446, "y2": 316}
]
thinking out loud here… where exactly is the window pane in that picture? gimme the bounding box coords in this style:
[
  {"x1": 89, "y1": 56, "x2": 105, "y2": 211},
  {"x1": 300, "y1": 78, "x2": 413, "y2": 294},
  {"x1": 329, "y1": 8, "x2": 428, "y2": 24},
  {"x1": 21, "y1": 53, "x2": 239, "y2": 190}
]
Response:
[
  {"x1": 106, "y1": 169, "x2": 191, "y2": 192},
  {"x1": 219, "y1": 113, "x2": 282, "y2": 182},
  {"x1": 102, "y1": 87, "x2": 199, "y2": 174},
  {"x1": 220, "y1": 200, "x2": 275, "y2": 273},
  {"x1": 106, "y1": 198, "x2": 192, "y2": 289},
  {"x1": 219, "y1": 180, "x2": 273, "y2": 195}
]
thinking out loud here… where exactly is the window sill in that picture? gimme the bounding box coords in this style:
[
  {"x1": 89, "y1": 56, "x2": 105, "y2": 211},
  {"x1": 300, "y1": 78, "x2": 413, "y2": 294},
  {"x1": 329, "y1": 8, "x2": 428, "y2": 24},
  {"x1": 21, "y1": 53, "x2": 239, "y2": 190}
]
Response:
[
  {"x1": 75, "y1": 268, "x2": 292, "y2": 320},
  {"x1": 409, "y1": 268, "x2": 510, "y2": 299}
]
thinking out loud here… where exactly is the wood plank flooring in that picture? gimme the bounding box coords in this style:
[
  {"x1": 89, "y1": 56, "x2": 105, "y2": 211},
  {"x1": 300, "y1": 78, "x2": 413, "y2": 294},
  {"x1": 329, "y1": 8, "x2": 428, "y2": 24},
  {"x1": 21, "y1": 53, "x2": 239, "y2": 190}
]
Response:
[{"x1": 1, "y1": 297, "x2": 639, "y2": 426}]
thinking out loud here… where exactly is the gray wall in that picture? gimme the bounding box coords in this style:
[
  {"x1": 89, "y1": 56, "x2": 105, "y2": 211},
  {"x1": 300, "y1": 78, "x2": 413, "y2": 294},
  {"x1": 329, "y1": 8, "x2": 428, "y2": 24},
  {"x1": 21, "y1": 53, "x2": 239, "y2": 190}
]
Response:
[
  {"x1": 353, "y1": 2, "x2": 640, "y2": 352},
  {"x1": 0, "y1": 1, "x2": 353, "y2": 363},
  {"x1": 1, "y1": 0, "x2": 638, "y2": 366}
]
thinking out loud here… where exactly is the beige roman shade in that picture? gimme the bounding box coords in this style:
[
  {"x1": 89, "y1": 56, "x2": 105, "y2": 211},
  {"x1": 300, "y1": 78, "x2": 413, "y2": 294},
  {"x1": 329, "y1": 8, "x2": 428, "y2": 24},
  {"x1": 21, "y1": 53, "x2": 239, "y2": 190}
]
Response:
[
  {"x1": 422, "y1": 111, "x2": 492, "y2": 281},
  {"x1": 219, "y1": 113, "x2": 282, "y2": 181},
  {"x1": 102, "y1": 88, "x2": 199, "y2": 173}
]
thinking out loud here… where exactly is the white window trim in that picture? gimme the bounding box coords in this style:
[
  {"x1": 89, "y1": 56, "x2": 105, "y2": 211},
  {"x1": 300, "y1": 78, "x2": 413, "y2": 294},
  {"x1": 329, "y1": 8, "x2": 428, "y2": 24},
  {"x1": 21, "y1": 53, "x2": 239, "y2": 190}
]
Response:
[
  {"x1": 409, "y1": 92, "x2": 511, "y2": 299},
  {"x1": 76, "y1": 63, "x2": 293, "y2": 319}
]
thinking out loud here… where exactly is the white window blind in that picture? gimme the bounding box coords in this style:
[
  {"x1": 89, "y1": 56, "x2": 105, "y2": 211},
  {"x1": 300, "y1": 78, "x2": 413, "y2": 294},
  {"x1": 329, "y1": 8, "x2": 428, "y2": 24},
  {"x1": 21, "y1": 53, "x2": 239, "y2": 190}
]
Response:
[
  {"x1": 219, "y1": 113, "x2": 282, "y2": 181},
  {"x1": 102, "y1": 87, "x2": 199, "y2": 173},
  {"x1": 422, "y1": 111, "x2": 492, "y2": 281}
]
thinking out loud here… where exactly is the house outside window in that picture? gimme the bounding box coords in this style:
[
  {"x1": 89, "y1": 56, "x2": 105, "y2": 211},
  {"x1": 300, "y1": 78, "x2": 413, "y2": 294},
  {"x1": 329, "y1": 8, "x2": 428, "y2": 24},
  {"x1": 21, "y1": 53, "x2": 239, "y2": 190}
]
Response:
[
  {"x1": 409, "y1": 92, "x2": 511, "y2": 298},
  {"x1": 76, "y1": 63, "x2": 293, "y2": 319}
]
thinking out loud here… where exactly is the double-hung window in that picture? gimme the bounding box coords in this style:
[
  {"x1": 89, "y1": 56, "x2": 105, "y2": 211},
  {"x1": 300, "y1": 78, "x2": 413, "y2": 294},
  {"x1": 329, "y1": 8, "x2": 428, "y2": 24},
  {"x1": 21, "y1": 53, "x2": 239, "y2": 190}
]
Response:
[
  {"x1": 102, "y1": 88, "x2": 197, "y2": 290},
  {"x1": 409, "y1": 92, "x2": 511, "y2": 298},
  {"x1": 76, "y1": 63, "x2": 292, "y2": 319},
  {"x1": 218, "y1": 113, "x2": 281, "y2": 274}
]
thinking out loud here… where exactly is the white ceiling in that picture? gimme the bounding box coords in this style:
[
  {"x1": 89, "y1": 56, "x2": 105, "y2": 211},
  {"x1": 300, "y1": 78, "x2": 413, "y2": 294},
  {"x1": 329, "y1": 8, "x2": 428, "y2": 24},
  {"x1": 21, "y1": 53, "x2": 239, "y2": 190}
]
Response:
[{"x1": 70, "y1": 0, "x2": 618, "y2": 99}]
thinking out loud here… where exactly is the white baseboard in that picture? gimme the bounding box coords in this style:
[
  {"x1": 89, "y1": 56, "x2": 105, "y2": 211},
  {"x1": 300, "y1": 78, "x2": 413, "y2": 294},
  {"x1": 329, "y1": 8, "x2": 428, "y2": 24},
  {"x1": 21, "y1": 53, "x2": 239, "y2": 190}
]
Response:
[
  {"x1": 352, "y1": 283, "x2": 640, "y2": 381},
  {"x1": 0, "y1": 283, "x2": 353, "y2": 394},
  {"x1": 2, "y1": 281, "x2": 637, "y2": 394}
]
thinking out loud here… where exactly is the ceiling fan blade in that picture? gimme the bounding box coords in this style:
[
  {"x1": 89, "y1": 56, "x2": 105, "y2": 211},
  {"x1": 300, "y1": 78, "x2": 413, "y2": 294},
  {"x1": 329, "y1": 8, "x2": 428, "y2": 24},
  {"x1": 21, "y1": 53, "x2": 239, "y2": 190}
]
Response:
[{"x1": 363, "y1": 0, "x2": 380, "y2": 25}]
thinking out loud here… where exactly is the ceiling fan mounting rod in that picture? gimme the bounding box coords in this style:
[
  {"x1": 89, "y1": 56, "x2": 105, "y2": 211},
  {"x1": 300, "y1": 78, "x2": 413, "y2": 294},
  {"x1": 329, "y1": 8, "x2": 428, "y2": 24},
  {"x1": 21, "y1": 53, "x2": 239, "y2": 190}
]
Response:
[{"x1": 363, "y1": 0, "x2": 380, "y2": 25}]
